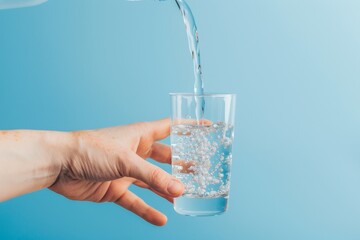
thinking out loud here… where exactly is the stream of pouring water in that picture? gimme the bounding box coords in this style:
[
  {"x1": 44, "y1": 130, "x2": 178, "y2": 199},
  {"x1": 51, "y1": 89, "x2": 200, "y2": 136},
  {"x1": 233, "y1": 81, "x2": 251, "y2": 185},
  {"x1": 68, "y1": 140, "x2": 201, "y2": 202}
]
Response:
[
  {"x1": 128, "y1": 0, "x2": 206, "y2": 119},
  {"x1": 175, "y1": 0, "x2": 205, "y2": 120},
  {"x1": 175, "y1": 0, "x2": 203, "y2": 96}
]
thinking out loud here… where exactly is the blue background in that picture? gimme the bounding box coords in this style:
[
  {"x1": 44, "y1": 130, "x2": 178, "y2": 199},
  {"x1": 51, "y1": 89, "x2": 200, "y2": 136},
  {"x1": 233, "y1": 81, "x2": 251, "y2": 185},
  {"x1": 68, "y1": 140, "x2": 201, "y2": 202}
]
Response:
[{"x1": 1, "y1": 0, "x2": 360, "y2": 239}]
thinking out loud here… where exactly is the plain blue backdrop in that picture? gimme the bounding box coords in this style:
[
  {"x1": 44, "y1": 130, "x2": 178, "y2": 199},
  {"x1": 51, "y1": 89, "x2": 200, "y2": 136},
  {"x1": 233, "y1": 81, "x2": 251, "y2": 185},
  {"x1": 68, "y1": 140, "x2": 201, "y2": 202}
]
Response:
[{"x1": 1, "y1": 0, "x2": 360, "y2": 239}]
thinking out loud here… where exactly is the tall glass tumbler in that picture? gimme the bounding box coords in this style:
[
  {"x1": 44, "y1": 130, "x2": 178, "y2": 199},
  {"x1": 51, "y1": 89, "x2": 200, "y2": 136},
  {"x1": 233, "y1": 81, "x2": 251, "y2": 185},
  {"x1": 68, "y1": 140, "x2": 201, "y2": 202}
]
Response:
[{"x1": 170, "y1": 93, "x2": 236, "y2": 216}]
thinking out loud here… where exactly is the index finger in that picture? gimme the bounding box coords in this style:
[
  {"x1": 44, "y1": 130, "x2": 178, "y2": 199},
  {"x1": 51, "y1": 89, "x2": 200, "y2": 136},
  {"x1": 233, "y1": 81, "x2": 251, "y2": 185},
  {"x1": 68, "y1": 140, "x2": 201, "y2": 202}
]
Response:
[{"x1": 146, "y1": 118, "x2": 171, "y2": 141}]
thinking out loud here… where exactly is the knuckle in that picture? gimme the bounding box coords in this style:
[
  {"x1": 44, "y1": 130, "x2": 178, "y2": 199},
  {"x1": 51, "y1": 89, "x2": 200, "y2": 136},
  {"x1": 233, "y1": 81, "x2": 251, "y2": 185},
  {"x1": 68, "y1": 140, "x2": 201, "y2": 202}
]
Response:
[
  {"x1": 114, "y1": 191, "x2": 127, "y2": 204},
  {"x1": 118, "y1": 147, "x2": 131, "y2": 160},
  {"x1": 150, "y1": 168, "x2": 167, "y2": 188},
  {"x1": 135, "y1": 121, "x2": 149, "y2": 131},
  {"x1": 140, "y1": 205, "x2": 152, "y2": 219},
  {"x1": 165, "y1": 150, "x2": 172, "y2": 164},
  {"x1": 129, "y1": 198, "x2": 144, "y2": 211},
  {"x1": 135, "y1": 121, "x2": 153, "y2": 139},
  {"x1": 116, "y1": 148, "x2": 132, "y2": 177}
]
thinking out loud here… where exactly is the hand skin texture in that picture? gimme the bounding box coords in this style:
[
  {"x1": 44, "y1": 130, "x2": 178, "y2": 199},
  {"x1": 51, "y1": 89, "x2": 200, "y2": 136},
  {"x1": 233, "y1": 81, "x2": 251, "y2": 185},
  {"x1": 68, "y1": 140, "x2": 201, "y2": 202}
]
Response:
[{"x1": 0, "y1": 118, "x2": 184, "y2": 226}]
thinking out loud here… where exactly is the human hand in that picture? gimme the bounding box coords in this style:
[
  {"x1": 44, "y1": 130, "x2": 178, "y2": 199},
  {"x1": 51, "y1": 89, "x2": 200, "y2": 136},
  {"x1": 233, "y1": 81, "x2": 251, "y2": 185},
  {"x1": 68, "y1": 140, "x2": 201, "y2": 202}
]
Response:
[{"x1": 50, "y1": 118, "x2": 184, "y2": 226}]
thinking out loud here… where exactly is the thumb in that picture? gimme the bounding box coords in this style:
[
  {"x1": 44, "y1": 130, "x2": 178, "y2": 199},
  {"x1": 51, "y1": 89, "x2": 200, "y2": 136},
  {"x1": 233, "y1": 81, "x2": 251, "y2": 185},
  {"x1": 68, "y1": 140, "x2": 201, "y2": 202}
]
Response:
[{"x1": 123, "y1": 151, "x2": 184, "y2": 197}]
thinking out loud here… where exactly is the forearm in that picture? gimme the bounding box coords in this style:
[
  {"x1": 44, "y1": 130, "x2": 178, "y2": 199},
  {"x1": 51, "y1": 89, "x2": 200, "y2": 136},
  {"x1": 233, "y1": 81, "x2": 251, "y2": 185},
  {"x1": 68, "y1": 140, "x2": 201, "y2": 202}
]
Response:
[{"x1": 0, "y1": 130, "x2": 75, "y2": 202}]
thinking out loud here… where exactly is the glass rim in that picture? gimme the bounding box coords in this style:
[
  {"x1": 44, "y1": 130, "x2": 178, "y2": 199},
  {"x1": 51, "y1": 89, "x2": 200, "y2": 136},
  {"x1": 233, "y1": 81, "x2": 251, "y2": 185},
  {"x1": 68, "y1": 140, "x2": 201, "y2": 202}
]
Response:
[{"x1": 169, "y1": 93, "x2": 236, "y2": 97}]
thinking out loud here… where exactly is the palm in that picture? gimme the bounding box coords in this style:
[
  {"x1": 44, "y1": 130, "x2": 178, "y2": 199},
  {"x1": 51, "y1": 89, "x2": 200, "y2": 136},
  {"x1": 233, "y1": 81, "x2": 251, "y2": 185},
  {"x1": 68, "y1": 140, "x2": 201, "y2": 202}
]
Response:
[{"x1": 50, "y1": 120, "x2": 175, "y2": 226}]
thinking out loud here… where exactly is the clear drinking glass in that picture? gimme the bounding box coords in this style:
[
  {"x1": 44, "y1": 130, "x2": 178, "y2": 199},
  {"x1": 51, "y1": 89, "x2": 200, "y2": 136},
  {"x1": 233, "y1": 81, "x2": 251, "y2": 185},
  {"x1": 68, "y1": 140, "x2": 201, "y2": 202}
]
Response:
[{"x1": 170, "y1": 93, "x2": 236, "y2": 216}]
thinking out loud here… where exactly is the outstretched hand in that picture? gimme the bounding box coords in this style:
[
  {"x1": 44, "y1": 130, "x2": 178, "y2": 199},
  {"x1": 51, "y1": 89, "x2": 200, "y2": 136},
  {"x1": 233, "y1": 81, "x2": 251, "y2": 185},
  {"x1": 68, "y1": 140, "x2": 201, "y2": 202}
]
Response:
[{"x1": 50, "y1": 118, "x2": 184, "y2": 226}]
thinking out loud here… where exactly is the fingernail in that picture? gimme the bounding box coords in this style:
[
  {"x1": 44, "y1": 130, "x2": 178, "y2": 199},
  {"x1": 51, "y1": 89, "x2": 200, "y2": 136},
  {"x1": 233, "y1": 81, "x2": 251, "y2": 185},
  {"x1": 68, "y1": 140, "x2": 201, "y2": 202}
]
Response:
[{"x1": 167, "y1": 179, "x2": 184, "y2": 195}]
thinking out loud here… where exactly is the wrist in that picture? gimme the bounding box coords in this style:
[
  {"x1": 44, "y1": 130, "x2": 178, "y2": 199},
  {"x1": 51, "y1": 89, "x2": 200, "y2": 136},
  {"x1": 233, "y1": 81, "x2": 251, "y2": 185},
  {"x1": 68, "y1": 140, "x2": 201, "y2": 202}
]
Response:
[
  {"x1": 0, "y1": 130, "x2": 77, "y2": 201},
  {"x1": 41, "y1": 131, "x2": 78, "y2": 187}
]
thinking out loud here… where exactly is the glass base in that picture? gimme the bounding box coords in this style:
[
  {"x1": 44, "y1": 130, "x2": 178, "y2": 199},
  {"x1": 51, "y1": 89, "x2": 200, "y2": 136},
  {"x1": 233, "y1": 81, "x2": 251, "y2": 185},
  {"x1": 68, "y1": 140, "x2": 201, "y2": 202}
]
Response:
[{"x1": 174, "y1": 196, "x2": 228, "y2": 216}]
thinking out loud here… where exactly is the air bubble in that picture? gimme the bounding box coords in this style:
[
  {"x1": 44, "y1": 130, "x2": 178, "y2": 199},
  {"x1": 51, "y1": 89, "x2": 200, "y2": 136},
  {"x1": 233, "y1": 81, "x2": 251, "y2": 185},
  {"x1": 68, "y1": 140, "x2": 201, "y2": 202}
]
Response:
[{"x1": 171, "y1": 123, "x2": 233, "y2": 198}]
